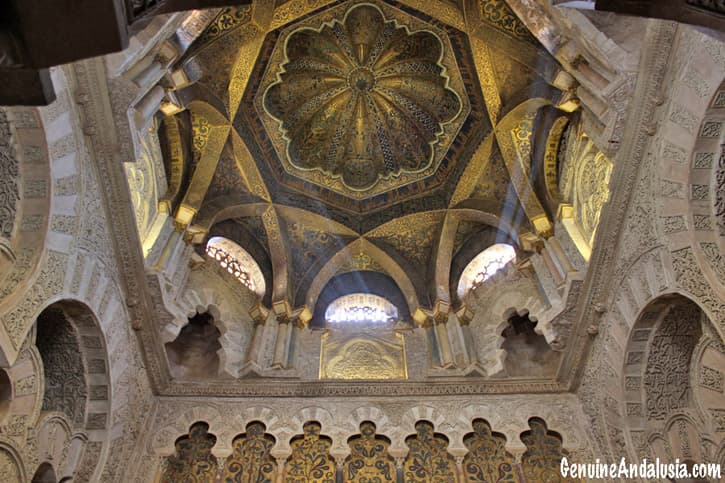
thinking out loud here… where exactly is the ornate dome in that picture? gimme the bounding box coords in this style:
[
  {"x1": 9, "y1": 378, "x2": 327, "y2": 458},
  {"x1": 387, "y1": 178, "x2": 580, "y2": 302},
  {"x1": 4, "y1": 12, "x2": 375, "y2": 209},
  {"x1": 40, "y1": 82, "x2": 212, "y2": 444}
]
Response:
[{"x1": 263, "y1": 3, "x2": 463, "y2": 191}]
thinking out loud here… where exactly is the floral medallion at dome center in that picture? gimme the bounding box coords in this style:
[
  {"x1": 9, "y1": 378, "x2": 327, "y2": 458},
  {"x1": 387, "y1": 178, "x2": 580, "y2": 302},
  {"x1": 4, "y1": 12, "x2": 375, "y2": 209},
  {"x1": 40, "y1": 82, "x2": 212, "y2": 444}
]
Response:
[{"x1": 256, "y1": 0, "x2": 469, "y2": 198}]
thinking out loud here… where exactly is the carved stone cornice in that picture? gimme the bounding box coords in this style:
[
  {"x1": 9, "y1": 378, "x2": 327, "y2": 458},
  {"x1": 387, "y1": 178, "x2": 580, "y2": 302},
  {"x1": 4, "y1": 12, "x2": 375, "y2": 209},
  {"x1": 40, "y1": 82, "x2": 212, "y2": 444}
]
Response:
[{"x1": 159, "y1": 379, "x2": 567, "y2": 397}]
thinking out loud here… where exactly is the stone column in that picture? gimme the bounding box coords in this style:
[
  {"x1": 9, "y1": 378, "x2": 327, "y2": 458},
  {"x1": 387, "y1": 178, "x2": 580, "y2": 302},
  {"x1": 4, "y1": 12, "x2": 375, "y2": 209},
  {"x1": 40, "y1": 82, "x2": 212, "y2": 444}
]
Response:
[
  {"x1": 395, "y1": 456, "x2": 406, "y2": 482},
  {"x1": 433, "y1": 314, "x2": 454, "y2": 369},
  {"x1": 245, "y1": 305, "x2": 268, "y2": 366},
  {"x1": 275, "y1": 456, "x2": 287, "y2": 483},
  {"x1": 456, "y1": 305, "x2": 478, "y2": 366},
  {"x1": 539, "y1": 244, "x2": 565, "y2": 286},
  {"x1": 134, "y1": 84, "x2": 165, "y2": 131},
  {"x1": 271, "y1": 314, "x2": 291, "y2": 369},
  {"x1": 287, "y1": 316, "x2": 308, "y2": 369},
  {"x1": 455, "y1": 455, "x2": 466, "y2": 482},
  {"x1": 154, "y1": 227, "x2": 182, "y2": 274},
  {"x1": 546, "y1": 237, "x2": 575, "y2": 275},
  {"x1": 331, "y1": 451, "x2": 348, "y2": 483}
]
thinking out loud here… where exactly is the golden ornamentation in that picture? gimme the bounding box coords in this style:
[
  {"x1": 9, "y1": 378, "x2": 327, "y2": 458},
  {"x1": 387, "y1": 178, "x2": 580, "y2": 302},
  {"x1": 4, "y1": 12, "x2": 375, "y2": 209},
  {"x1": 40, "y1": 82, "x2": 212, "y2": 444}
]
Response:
[
  {"x1": 469, "y1": 150, "x2": 509, "y2": 202},
  {"x1": 231, "y1": 132, "x2": 272, "y2": 202},
  {"x1": 261, "y1": 2, "x2": 466, "y2": 194},
  {"x1": 191, "y1": 112, "x2": 211, "y2": 165},
  {"x1": 344, "y1": 421, "x2": 396, "y2": 482},
  {"x1": 495, "y1": 103, "x2": 551, "y2": 236},
  {"x1": 198, "y1": 6, "x2": 254, "y2": 45},
  {"x1": 463, "y1": 419, "x2": 520, "y2": 482},
  {"x1": 543, "y1": 117, "x2": 569, "y2": 203},
  {"x1": 160, "y1": 116, "x2": 185, "y2": 213},
  {"x1": 559, "y1": 125, "x2": 612, "y2": 246},
  {"x1": 399, "y1": 0, "x2": 466, "y2": 30},
  {"x1": 321, "y1": 334, "x2": 406, "y2": 380},
  {"x1": 352, "y1": 251, "x2": 371, "y2": 270},
  {"x1": 336, "y1": 251, "x2": 385, "y2": 275},
  {"x1": 285, "y1": 422, "x2": 335, "y2": 483},
  {"x1": 469, "y1": 37, "x2": 501, "y2": 123},
  {"x1": 228, "y1": 25, "x2": 265, "y2": 118},
  {"x1": 404, "y1": 421, "x2": 458, "y2": 482},
  {"x1": 520, "y1": 419, "x2": 578, "y2": 482},
  {"x1": 271, "y1": 0, "x2": 338, "y2": 30},
  {"x1": 367, "y1": 212, "x2": 442, "y2": 268},
  {"x1": 161, "y1": 422, "x2": 218, "y2": 483},
  {"x1": 478, "y1": 0, "x2": 537, "y2": 43},
  {"x1": 450, "y1": 135, "x2": 495, "y2": 206},
  {"x1": 182, "y1": 121, "x2": 230, "y2": 211},
  {"x1": 286, "y1": 220, "x2": 342, "y2": 279},
  {"x1": 222, "y1": 422, "x2": 277, "y2": 482},
  {"x1": 511, "y1": 114, "x2": 534, "y2": 177},
  {"x1": 125, "y1": 128, "x2": 162, "y2": 243},
  {"x1": 574, "y1": 151, "x2": 611, "y2": 245}
]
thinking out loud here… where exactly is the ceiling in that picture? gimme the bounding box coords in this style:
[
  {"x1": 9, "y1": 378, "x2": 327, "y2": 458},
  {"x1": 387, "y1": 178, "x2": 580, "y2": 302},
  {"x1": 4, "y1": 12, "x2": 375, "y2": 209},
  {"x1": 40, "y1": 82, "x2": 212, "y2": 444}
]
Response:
[{"x1": 160, "y1": 0, "x2": 571, "y2": 311}]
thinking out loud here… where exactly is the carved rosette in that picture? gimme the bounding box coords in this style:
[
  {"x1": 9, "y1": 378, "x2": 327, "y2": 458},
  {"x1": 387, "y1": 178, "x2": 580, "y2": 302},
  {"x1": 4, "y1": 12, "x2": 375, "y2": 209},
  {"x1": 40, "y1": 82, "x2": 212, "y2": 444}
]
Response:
[{"x1": 263, "y1": 3, "x2": 463, "y2": 191}]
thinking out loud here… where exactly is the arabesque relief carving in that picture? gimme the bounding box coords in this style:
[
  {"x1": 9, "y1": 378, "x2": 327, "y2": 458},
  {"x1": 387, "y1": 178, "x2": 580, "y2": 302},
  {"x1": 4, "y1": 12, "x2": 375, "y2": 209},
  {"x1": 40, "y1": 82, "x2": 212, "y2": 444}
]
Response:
[
  {"x1": 36, "y1": 308, "x2": 88, "y2": 426},
  {"x1": 644, "y1": 304, "x2": 703, "y2": 421},
  {"x1": 0, "y1": 109, "x2": 19, "y2": 241}
]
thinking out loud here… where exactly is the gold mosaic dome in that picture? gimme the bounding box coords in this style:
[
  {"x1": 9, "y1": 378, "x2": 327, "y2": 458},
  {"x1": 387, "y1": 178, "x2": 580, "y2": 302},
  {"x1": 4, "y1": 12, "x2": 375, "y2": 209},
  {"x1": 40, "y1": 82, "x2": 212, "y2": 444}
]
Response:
[{"x1": 263, "y1": 4, "x2": 463, "y2": 190}]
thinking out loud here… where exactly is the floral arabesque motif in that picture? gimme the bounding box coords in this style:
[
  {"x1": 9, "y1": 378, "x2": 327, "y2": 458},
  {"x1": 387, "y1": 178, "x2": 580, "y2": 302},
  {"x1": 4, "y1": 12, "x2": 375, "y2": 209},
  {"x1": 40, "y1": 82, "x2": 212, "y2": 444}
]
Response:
[
  {"x1": 344, "y1": 421, "x2": 395, "y2": 482},
  {"x1": 222, "y1": 422, "x2": 277, "y2": 482},
  {"x1": 285, "y1": 422, "x2": 335, "y2": 483},
  {"x1": 404, "y1": 421, "x2": 458, "y2": 482}
]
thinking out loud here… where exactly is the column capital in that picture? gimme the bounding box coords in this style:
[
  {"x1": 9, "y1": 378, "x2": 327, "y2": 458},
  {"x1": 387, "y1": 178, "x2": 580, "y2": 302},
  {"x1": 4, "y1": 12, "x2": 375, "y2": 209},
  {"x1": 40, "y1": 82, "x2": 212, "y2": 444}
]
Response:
[
  {"x1": 432, "y1": 299, "x2": 451, "y2": 325},
  {"x1": 271, "y1": 301, "x2": 311, "y2": 328},
  {"x1": 456, "y1": 304, "x2": 475, "y2": 326},
  {"x1": 249, "y1": 304, "x2": 269, "y2": 326}
]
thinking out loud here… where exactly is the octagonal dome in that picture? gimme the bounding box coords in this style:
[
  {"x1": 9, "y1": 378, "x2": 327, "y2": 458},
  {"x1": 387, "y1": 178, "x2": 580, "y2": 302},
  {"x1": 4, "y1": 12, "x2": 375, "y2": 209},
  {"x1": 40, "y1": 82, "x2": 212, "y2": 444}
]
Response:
[
  {"x1": 263, "y1": 4, "x2": 463, "y2": 191},
  {"x1": 252, "y1": 0, "x2": 471, "y2": 200}
]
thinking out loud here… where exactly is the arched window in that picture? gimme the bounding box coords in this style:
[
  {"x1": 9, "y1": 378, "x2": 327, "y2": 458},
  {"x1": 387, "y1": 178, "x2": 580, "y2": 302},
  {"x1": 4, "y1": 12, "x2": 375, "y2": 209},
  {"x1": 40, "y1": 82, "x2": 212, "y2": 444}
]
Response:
[
  {"x1": 325, "y1": 293, "x2": 398, "y2": 325},
  {"x1": 457, "y1": 243, "x2": 516, "y2": 298},
  {"x1": 205, "y1": 236, "x2": 265, "y2": 297}
]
